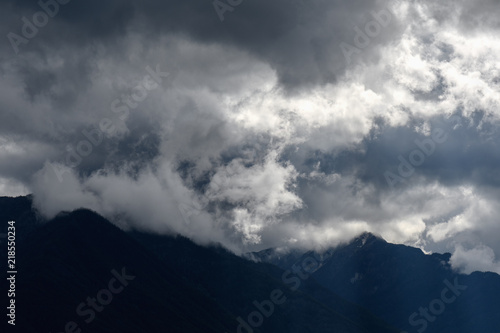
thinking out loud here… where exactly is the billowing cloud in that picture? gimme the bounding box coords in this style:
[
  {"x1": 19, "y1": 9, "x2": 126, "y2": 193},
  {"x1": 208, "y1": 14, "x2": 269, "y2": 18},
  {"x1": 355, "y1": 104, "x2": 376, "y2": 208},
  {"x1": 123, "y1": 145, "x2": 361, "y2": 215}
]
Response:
[
  {"x1": 1, "y1": 0, "x2": 500, "y2": 270},
  {"x1": 451, "y1": 244, "x2": 500, "y2": 275}
]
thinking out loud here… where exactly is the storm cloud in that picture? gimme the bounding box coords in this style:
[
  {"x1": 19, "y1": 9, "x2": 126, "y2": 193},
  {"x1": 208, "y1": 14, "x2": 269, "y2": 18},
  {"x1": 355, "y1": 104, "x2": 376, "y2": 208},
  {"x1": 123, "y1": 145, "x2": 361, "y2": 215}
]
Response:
[{"x1": 1, "y1": 0, "x2": 500, "y2": 272}]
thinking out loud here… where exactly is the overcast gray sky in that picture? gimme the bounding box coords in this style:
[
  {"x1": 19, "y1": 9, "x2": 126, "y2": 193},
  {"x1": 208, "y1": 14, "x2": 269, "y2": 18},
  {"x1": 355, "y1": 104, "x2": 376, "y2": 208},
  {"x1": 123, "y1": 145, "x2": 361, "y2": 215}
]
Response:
[{"x1": 1, "y1": 0, "x2": 500, "y2": 273}]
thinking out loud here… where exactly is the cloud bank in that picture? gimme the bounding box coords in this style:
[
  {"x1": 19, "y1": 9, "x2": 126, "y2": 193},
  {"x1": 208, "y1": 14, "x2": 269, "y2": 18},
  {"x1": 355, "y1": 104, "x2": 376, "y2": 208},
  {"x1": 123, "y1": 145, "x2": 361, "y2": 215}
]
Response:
[{"x1": 1, "y1": 0, "x2": 500, "y2": 271}]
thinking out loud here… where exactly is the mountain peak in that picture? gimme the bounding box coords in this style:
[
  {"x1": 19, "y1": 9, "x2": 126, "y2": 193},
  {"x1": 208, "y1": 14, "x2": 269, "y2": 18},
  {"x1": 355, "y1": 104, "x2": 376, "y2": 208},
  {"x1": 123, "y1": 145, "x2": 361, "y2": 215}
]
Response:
[{"x1": 351, "y1": 232, "x2": 385, "y2": 247}]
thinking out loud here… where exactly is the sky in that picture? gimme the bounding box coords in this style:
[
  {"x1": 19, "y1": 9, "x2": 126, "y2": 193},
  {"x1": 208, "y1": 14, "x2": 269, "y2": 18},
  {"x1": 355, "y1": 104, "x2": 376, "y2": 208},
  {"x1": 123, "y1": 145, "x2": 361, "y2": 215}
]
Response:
[{"x1": 1, "y1": 0, "x2": 500, "y2": 274}]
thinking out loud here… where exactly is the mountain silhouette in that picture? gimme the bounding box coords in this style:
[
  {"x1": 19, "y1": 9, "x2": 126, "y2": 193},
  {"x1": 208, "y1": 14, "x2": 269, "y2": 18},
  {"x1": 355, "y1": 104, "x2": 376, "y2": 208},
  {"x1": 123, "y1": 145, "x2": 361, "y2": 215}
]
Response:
[
  {"x1": 253, "y1": 232, "x2": 500, "y2": 333},
  {"x1": 1, "y1": 196, "x2": 400, "y2": 333}
]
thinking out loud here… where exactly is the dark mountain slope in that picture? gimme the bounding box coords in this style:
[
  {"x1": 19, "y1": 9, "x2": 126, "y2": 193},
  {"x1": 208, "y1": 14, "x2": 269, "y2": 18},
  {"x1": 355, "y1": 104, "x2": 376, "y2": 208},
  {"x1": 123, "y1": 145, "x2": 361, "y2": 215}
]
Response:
[
  {"x1": 3, "y1": 208, "x2": 237, "y2": 333},
  {"x1": 254, "y1": 232, "x2": 500, "y2": 333},
  {"x1": 1, "y1": 196, "x2": 401, "y2": 333},
  {"x1": 131, "y1": 232, "x2": 401, "y2": 333},
  {"x1": 0, "y1": 195, "x2": 42, "y2": 241}
]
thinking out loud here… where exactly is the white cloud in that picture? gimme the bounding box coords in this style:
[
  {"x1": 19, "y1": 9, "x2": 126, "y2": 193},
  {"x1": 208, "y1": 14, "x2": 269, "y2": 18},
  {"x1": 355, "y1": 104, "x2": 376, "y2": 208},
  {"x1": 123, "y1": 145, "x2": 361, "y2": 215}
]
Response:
[
  {"x1": 206, "y1": 150, "x2": 303, "y2": 244},
  {"x1": 0, "y1": 177, "x2": 29, "y2": 197},
  {"x1": 451, "y1": 244, "x2": 500, "y2": 275},
  {"x1": 32, "y1": 160, "x2": 231, "y2": 248}
]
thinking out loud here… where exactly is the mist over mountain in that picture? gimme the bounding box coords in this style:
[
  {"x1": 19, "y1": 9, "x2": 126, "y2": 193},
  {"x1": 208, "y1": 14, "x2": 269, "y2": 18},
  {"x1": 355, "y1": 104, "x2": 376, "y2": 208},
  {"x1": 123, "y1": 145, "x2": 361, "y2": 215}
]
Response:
[
  {"x1": 252, "y1": 232, "x2": 500, "y2": 332},
  {"x1": 1, "y1": 196, "x2": 402, "y2": 333},
  {"x1": 2, "y1": 196, "x2": 499, "y2": 332},
  {"x1": 2, "y1": 1, "x2": 500, "y2": 330},
  {"x1": 1, "y1": 0, "x2": 500, "y2": 274}
]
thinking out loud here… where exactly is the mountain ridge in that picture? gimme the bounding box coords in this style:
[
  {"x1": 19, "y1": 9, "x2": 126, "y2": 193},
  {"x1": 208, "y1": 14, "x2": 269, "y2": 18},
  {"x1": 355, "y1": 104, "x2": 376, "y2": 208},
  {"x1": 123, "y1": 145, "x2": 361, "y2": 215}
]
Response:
[
  {"x1": 0, "y1": 196, "x2": 401, "y2": 333},
  {"x1": 252, "y1": 230, "x2": 500, "y2": 333}
]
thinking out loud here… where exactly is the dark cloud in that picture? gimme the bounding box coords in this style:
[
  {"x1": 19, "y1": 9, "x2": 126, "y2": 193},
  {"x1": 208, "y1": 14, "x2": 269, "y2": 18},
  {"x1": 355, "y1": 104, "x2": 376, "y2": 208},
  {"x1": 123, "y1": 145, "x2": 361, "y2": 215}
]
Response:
[
  {"x1": 0, "y1": 0, "x2": 500, "y2": 271},
  {"x1": 1, "y1": 0, "x2": 405, "y2": 89}
]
